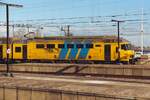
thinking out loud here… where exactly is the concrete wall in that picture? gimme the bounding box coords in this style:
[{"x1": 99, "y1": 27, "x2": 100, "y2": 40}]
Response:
[
  {"x1": 0, "y1": 64, "x2": 150, "y2": 77},
  {"x1": 0, "y1": 64, "x2": 148, "y2": 77},
  {"x1": 0, "y1": 87, "x2": 135, "y2": 100}
]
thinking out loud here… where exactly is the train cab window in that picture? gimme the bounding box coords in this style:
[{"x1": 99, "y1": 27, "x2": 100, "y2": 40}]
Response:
[
  {"x1": 36, "y1": 44, "x2": 44, "y2": 48},
  {"x1": 86, "y1": 44, "x2": 93, "y2": 48},
  {"x1": 47, "y1": 44, "x2": 55, "y2": 48},
  {"x1": 67, "y1": 44, "x2": 74, "y2": 48},
  {"x1": 76, "y1": 44, "x2": 84, "y2": 48},
  {"x1": 127, "y1": 44, "x2": 131, "y2": 50},
  {"x1": 15, "y1": 47, "x2": 21, "y2": 52},
  {"x1": 121, "y1": 44, "x2": 126, "y2": 50},
  {"x1": 121, "y1": 44, "x2": 131, "y2": 50},
  {"x1": 58, "y1": 44, "x2": 65, "y2": 48}
]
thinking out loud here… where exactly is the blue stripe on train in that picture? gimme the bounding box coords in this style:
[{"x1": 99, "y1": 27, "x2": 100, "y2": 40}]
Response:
[
  {"x1": 59, "y1": 41, "x2": 69, "y2": 59},
  {"x1": 78, "y1": 41, "x2": 91, "y2": 59},
  {"x1": 68, "y1": 41, "x2": 79, "y2": 60}
]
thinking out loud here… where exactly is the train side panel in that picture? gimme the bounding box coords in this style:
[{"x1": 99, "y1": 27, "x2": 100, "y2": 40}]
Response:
[
  {"x1": 86, "y1": 42, "x2": 104, "y2": 61},
  {"x1": 12, "y1": 44, "x2": 24, "y2": 60},
  {"x1": 27, "y1": 40, "x2": 63, "y2": 60},
  {"x1": 0, "y1": 39, "x2": 135, "y2": 64}
]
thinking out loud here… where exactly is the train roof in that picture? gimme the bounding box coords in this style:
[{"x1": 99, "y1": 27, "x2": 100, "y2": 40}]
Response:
[
  {"x1": 0, "y1": 36, "x2": 129, "y2": 43},
  {"x1": 0, "y1": 37, "x2": 26, "y2": 44},
  {"x1": 30, "y1": 36, "x2": 128, "y2": 42}
]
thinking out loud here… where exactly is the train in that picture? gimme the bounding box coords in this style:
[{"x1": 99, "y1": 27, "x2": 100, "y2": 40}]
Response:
[{"x1": 0, "y1": 36, "x2": 135, "y2": 64}]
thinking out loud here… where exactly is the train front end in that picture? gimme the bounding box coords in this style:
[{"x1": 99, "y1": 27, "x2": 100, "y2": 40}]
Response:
[{"x1": 120, "y1": 43, "x2": 135, "y2": 64}]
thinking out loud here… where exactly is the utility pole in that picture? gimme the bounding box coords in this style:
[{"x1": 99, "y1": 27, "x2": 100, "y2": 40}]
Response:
[
  {"x1": 112, "y1": 20, "x2": 125, "y2": 64},
  {"x1": 61, "y1": 25, "x2": 72, "y2": 37},
  {"x1": 27, "y1": 25, "x2": 30, "y2": 34},
  {"x1": 141, "y1": 8, "x2": 144, "y2": 55},
  {"x1": 67, "y1": 25, "x2": 70, "y2": 37},
  {"x1": 12, "y1": 25, "x2": 15, "y2": 37},
  {"x1": 0, "y1": 2, "x2": 23, "y2": 77}
]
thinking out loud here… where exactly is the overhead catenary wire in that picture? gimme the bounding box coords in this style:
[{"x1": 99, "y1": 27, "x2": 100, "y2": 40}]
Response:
[{"x1": 0, "y1": 2, "x2": 150, "y2": 38}]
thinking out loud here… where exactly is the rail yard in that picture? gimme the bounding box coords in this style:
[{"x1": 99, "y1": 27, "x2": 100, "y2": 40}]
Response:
[
  {"x1": 0, "y1": 63, "x2": 150, "y2": 99},
  {"x1": 0, "y1": 70, "x2": 150, "y2": 100},
  {"x1": 0, "y1": 38, "x2": 150, "y2": 100}
]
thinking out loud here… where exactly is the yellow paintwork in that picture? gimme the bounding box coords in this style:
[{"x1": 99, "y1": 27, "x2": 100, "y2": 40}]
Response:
[
  {"x1": 76, "y1": 49, "x2": 81, "y2": 60},
  {"x1": 66, "y1": 49, "x2": 71, "y2": 59},
  {"x1": 87, "y1": 42, "x2": 104, "y2": 60},
  {"x1": 0, "y1": 43, "x2": 24, "y2": 60},
  {"x1": 27, "y1": 40, "x2": 63, "y2": 60},
  {"x1": 13, "y1": 44, "x2": 24, "y2": 59},
  {"x1": 0, "y1": 39, "x2": 134, "y2": 63}
]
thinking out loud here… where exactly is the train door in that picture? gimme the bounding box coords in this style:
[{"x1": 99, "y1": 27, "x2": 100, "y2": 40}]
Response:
[
  {"x1": 104, "y1": 45, "x2": 111, "y2": 62},
  {"x1": 22, "y1": 45, "x2": 27, "y2": 60},
  {"x1": 0, "y1": 45, "x2": 3, "y2": 59}
]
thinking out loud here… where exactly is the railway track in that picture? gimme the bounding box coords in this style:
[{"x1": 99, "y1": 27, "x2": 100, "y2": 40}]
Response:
[
  {"x1": 0, "y1": 63, "x2": 150, "y2": 79},
  {"x1": 10, "y1": 73, "x2": 150, "y2": 84},
  {"x1": 0, "y1": 63, "x2": 150, "y2": 100}
]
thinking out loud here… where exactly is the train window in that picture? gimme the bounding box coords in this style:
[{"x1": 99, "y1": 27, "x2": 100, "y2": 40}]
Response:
[
  {"x1": 67, "y1": 44, "x2": 74, "y2": 48},
  {"x1": 126, "y1": 44, "x2": 131, "y2": 50},
  {"x1": 47, "y1": 44, "x2": 55, "y2": 48},
  {"x1": 95, "y1": 45, "x2": 101, "y2": 47},
  {"x1": 86, "y1": 44, "x2": 93, "y2": 48},
  {"x1": 15, "y1": 47, "x2": 21, "y2": 52},
  {"x1": 36, "y1": 44, "x2": 44, "y2": 48},
  {"x1": 58, "y1": 44, "x2": 65, "y2": 48},
  {"x1": 121, "y1": 44, "x2": 130, "y2": 50},
  {"x1": 76, "y1": 44, "x2": 84, "y2": 48}
]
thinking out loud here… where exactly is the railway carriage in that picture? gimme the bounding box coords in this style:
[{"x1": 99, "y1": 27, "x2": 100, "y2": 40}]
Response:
[{"x1": 0, "y1": 36, "x2": 135, "y2": 64}]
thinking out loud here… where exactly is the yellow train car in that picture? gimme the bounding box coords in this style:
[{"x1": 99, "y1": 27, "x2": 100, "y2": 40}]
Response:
[
  {"x1": 0, "y1": 36, "x2": 135, "y2": 64},
  {"x1": 0, "y1": 43, "x2": 27, "y2": 61}
]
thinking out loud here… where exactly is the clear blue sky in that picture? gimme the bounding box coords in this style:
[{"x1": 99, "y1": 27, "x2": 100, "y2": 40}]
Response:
[
  {"x1": 0, "y1": 0, "x2": 148, "y2": 20},
  {"x1": 0, "y1": 0, "x2": 150, "y2": 46}
]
